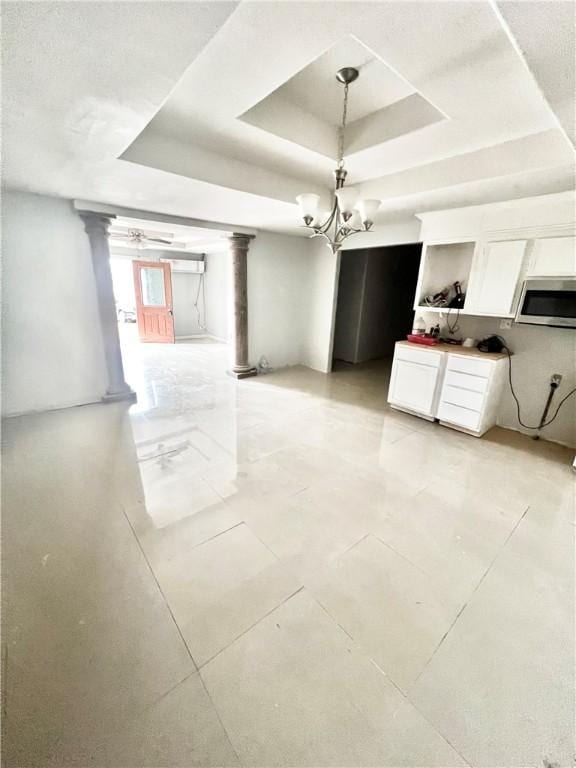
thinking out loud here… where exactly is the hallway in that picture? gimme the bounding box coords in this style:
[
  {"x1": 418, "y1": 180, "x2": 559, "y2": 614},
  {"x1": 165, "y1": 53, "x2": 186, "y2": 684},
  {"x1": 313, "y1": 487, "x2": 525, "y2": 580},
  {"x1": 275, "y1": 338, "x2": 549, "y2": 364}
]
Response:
[{"x1": 3, "y1": 350, "x2": 574, "y2": 767}]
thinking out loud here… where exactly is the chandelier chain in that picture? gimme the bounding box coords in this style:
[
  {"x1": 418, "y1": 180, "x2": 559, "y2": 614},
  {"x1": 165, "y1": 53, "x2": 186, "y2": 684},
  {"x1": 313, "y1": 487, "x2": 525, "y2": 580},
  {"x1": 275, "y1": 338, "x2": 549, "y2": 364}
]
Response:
[{"x1": 337, "y1": 82, "x2": 349, "y2": 169}]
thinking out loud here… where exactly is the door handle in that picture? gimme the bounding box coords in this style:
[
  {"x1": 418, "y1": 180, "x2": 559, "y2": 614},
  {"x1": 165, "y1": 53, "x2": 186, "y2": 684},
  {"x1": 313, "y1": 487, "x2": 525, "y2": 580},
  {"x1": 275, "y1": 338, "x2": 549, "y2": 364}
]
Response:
[{"x1": 168, "y1": 309, "x2": 173, "y2": 316}]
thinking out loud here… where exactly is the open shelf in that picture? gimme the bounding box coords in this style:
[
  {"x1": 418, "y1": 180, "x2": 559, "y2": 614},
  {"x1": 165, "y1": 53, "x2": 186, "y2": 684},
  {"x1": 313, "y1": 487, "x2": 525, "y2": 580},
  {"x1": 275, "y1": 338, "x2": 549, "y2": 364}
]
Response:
[{"x1": 416, "y1": 241, "x2": 476, "y2": 309}]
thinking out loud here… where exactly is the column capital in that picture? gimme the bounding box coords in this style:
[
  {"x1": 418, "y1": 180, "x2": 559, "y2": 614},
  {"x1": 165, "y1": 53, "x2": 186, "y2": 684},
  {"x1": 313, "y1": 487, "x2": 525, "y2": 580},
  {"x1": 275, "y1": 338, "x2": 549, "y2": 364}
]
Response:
[
  {"x1": 79, "y1": 211, "x2": 115, "y2": 236},
  {"x1": 228, "y1": 233, "x2": 255, "y2": 251}
]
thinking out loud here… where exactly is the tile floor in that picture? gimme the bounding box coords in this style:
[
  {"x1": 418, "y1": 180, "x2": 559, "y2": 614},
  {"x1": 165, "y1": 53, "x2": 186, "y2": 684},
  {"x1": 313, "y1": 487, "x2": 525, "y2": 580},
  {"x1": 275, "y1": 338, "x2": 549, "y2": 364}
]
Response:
[{"x1": 3, "y1": 339, "x2": 574, "y2": 767}]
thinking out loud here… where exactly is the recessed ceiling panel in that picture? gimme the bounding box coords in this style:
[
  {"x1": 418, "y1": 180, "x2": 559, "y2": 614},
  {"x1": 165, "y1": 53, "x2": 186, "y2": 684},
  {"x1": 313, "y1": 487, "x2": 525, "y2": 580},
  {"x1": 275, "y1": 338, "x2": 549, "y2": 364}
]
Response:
[{"x1": 238, "y1": 35, "x2": 446, "y2": 160}]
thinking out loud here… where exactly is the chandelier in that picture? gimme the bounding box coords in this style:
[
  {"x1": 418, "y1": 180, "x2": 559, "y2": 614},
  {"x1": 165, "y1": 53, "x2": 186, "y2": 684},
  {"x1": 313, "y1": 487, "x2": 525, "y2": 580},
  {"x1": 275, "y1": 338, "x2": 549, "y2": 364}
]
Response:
[{"x1": 296, "y1": 67, "x2": 381, "y2": 253}]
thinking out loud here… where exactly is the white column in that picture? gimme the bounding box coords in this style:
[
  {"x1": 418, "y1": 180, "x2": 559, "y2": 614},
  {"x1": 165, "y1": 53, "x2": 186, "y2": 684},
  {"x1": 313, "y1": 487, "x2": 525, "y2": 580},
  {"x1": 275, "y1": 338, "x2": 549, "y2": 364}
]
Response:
[
  {"x1": 229, "y1": 233, "x2": 257, "y2": 379},
  {"x1": 80, "y1": 212, "x2": 136, "y2": 403}
]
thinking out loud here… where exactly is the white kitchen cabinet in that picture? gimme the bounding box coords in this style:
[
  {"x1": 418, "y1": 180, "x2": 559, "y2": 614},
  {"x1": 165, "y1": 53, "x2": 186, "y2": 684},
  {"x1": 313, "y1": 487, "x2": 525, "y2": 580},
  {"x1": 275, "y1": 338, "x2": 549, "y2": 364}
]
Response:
[
  {"x1": 465, "y1": 240, "x2": 527, "y2": 316},
  {"x1": 527, "y1": 236, "x2": 576, "y2": 277},
  {"x1": 388, "y1": 345, "x2": 443, "y2": 420},
  {"x1": 388, "y1": 342, "x2": 507, "y2": 436},
  {"x1": 437, "y1": 352, "x2": 507, "y2": 437}
]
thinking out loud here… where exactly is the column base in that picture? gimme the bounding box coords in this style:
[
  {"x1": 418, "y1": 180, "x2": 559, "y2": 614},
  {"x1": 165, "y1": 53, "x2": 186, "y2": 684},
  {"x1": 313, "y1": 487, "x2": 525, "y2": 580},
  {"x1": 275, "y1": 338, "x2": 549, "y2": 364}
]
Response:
[
  {"x1": 227, "y1": 367, "x2": 258, "y2": 380},
  {"x1": 102, "y1": 387, "x2": 138, "y2": 404}
]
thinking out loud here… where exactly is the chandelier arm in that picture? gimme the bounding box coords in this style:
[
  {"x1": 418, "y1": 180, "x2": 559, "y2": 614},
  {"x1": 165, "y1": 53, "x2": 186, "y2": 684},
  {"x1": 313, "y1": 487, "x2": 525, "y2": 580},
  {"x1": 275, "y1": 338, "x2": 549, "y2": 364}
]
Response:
[{"x1": 315, "y1": 200, "x2": 339, "y2": 235}]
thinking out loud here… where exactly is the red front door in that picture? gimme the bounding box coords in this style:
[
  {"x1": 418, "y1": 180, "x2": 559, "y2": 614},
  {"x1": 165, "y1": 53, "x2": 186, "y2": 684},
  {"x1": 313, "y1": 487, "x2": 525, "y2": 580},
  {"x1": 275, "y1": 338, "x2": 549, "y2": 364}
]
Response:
[{"x1": 133, "y1": 260, "x2": 175, "y2": 343}]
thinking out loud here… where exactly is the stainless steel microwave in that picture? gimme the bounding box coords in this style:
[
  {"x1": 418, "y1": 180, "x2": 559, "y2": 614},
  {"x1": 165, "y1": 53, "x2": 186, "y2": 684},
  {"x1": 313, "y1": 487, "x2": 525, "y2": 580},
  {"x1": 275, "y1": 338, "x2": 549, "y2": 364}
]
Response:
[{"x1": 515, "y1": 279, "x2": 576, "y2": 328}]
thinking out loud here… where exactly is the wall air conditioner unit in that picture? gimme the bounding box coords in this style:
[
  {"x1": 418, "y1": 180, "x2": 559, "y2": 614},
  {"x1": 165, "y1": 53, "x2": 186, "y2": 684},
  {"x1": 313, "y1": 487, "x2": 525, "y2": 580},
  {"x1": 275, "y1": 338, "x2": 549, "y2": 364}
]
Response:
[{"x1": 160, "y1": 258, "x2": 205, "y2": 274}]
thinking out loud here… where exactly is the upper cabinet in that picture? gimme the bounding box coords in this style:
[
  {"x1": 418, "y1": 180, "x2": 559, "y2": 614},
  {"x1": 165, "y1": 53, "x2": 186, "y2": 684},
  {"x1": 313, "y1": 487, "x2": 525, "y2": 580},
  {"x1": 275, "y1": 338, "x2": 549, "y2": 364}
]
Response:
[
  {"x1": 413, "y1": 241, "x2": 475, "y2": 311},
  {"x1": 465, "y1": 240, "x2": 527, "y2": 317},
  {"x1": 527, "y1": 236, "x2": 576, "y2": 277}
]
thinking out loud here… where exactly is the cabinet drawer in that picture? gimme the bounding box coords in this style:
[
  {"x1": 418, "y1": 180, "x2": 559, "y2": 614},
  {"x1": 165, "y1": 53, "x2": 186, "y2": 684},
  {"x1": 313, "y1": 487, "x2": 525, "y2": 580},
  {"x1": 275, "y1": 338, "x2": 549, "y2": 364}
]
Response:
[
  {"x1": 395, "y1": 345, "x2": 442, "y2": 368},
  {"x1": 437, "y1": 401, "x2": 481, "y2": 432},
  {"x1": 444, "y1": 369, "x2": 488, "y2": 393},
  {"x1": 447, "y1": 354, "x2": 492, "y2": 379},
  {"x1": 441, "y1": 385, "x2": 484, "y2": 412}
]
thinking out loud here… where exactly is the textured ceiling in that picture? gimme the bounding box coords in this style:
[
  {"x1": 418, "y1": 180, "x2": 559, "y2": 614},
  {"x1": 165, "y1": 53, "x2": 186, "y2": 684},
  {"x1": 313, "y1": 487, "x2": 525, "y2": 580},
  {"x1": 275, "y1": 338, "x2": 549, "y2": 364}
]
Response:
[{"x1": 2, "y1": 0, "x2": 574, "y2": 235}]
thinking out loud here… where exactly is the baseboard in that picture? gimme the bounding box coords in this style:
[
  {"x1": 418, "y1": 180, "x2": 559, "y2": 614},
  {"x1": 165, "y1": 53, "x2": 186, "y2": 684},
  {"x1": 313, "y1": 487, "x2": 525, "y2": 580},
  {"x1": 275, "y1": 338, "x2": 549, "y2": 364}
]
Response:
[
  {"x1": 2, "y1": 396, "x2": 104, "y2": 419},
  {"x1": 175, "y1": 334, "x2": 229, "y2": 343},
  {"x1": 495, "y1": 422, "x2": 575, "y2": 450},
  {"x1": 175, "y1": 334, "x2": 209, "y2": 341},
  {"x1": 206, "y1": 334, "x2": 229, "y2": 343}
]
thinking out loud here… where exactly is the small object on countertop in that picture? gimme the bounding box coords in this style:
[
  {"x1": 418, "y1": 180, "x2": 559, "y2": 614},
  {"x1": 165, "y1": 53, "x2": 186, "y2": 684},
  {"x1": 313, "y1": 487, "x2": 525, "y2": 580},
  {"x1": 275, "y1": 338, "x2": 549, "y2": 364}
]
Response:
[
  {"x1": 431, "y1": 324, "x2": 441, "y2": 338},
  {"x1": 440, "y1": 337, "x2": 463, "y2": 345},
  {"x1": 463, "y1": 337, "x2": 476, "y2": 348},
  {"x1": 477, "y1": 335, "x2": 506, "y2": 353},
  {"x1": 406, "y1": 333, "x2": 439, "y2": 345},
  {"x1": 412, "y1": 316, "x2": 426, "y2": 335}
]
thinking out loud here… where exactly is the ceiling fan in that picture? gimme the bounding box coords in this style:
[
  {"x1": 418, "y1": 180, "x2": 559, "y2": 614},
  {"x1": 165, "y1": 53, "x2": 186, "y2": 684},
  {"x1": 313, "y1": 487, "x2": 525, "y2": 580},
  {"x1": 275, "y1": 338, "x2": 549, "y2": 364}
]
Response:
[{"x1": 109, "y1": 227, "x2": 174, "y2": 248}]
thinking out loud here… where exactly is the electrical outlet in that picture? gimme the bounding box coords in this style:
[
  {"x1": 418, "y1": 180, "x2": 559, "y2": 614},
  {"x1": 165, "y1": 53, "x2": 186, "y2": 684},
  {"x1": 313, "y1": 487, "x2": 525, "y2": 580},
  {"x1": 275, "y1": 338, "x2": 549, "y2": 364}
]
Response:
[
  {"x1": 500, "y1": 319, "x2": 512, "y2": 330},
  {"x1": 551, "y1": 374, "x2": 562, "y2": 386}
]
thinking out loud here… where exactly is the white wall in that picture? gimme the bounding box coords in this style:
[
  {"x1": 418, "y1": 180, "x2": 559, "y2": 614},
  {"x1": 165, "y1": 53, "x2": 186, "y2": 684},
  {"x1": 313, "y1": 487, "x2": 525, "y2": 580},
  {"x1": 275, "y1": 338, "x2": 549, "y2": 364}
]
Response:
[
  {"x1": 300, "y1": 237, "x2": 341, "y2": 372},
  {"x1": 340, "y1": 216, "x2": 422, "y2": 251},
  {"x1": 247, "y1": 232, "x2": 311, "y2": 369},
  {"x1": 172, "y1": 271, "x2": 206, "y2": 338},
  {"x1": 2, "y1": 190, "x2": 108, "y2": 416},
  {"x1": 204, "y1": 251, "x2": 230, "y2": 342}
]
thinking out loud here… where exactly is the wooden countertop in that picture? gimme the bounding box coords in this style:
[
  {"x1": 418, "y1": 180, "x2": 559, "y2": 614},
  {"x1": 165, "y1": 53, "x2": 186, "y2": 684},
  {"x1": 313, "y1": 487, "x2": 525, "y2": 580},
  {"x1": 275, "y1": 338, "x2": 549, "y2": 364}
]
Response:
[{"x1": 396, "y1": 340, "x2": 508, "y2": 360}]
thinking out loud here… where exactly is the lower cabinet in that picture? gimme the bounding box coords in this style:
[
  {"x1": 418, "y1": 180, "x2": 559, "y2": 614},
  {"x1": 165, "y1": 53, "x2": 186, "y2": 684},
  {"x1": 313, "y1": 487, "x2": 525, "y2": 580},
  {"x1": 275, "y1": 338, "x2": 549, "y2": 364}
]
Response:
[
  {"x1": 388, "y1": 345, "x2": 443, "y2": 420},
  {"x1": 388, "y1": 342, "x2": 507, "y2": 436}
]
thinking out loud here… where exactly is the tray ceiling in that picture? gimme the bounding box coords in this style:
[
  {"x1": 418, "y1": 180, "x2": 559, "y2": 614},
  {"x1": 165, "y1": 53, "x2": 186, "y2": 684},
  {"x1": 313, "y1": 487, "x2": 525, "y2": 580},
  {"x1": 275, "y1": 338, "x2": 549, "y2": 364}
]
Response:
[{"x1": 3, "y1": 1, "x2": 574, "y2": 234}]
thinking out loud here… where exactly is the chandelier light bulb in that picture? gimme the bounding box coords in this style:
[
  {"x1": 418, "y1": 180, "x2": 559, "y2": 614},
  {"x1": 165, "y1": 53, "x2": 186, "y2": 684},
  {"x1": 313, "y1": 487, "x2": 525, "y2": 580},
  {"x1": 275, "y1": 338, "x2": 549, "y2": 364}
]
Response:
[
  {"x1": 346, "y1": 210, "x2": 362, "y2": 230},
  {"x1": 296, "y1": 193, "x2": 321, "y2": 225},
  {"x1": 356, "y1": 199, "x2": 381, "y2": 229},
  {"x1": 335, "y1": 187, "x2": 359, "y2": 216}
]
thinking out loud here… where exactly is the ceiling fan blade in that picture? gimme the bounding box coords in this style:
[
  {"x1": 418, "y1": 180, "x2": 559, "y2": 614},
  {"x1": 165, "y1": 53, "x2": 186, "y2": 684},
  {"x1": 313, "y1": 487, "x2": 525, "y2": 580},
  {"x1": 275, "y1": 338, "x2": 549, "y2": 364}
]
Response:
[{"x1": 148, "y1": 237, "x2": 173, "y2": 245}]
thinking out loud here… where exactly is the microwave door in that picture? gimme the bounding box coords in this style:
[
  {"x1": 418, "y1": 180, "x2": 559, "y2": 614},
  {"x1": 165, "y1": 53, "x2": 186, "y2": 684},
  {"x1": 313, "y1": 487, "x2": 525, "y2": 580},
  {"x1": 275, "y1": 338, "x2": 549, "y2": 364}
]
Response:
[{"x1": 516, "y1": 280, "x2": 576, "y2": 328}]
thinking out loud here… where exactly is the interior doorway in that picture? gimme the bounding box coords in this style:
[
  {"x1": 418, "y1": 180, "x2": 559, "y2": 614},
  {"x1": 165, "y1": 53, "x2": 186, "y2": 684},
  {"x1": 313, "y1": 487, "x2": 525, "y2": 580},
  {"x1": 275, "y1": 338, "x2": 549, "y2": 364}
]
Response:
[{"x1": 332, "y1": 243, "x2": 422, "y2": 368}]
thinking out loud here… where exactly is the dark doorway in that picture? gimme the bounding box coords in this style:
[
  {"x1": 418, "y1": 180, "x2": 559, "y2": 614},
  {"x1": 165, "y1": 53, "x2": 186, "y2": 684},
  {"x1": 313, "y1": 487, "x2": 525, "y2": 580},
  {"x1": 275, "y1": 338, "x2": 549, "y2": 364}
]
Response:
[{"x1": 332, "y1": 243, "x2": 422, "y2": 365}]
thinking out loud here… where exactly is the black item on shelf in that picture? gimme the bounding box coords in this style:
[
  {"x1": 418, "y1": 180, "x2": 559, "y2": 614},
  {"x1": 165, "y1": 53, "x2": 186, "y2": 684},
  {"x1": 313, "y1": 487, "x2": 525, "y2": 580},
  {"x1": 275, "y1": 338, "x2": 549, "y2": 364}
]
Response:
[
  {"x1": 477, "y1": 335, "x2": 506, "y2": 353},
  {"x1": 448, "y1": 281, "x2": 465, "y2": 309}
]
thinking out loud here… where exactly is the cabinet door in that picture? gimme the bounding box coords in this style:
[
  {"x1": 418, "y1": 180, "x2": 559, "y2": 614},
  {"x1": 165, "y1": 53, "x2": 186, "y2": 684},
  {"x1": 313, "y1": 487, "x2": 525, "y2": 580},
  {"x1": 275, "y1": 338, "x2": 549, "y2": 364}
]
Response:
[
  {"x1": 388, "y1": 359, "x2": 439, "y2": 416},
  {"x1": 466, "y1": 240, "x2": 526, "y2": 316},
  {"x1": 528, "y1": 237, "x2": 576, "y2": 277}
]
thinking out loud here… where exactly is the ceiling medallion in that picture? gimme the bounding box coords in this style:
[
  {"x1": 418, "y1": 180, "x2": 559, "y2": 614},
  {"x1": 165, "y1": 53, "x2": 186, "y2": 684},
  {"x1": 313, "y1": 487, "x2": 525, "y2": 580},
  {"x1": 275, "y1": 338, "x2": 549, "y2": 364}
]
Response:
[{"x1": 296, "y1": 67, "x2": 381, "y2": 253}]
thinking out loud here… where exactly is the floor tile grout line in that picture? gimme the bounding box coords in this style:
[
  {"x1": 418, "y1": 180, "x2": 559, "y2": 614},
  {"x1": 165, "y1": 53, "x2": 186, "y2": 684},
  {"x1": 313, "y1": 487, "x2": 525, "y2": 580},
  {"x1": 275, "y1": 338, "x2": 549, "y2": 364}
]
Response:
[
  {"x1": 198, "y1": 586, "x2": 305, "y2": 670},
  {"x1": 197, "y1": 672, "x2": 244, "y2": 768},
  {"x1": 331, "y1": 531, "x2": 371, "y2": 562},
  {"x1": 310, "y1": 592, "x2": 357, "y2": 643},
  {"x1": 408, "y1": 503, "x2": 532, "y2": 692},
  {"x1": 121, "y1": 505, "x2": 199, "y2": 671},
  {"x1": 368, "y1": 658, "x2": 473, "y2": 768},
  {"x1": 139, "y1": 667, "x2": 198, "y2": 715},
  {"x1": 371, "y1": 534, "x2": 442, "y2": 584},
  {"x1": 186, "y1": 520, "x2": 245, "y2": 553},
  {"x1": 313, "y1": 586, "x2": 472, "y2": 768}
]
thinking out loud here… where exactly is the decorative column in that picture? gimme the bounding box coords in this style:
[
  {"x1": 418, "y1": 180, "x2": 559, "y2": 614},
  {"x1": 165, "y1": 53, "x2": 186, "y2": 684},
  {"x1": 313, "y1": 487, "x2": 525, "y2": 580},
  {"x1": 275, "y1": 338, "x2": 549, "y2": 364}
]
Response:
[
  {"x1": 229, "y1": 233, "x2": 257, "y2": 379},
  {"x1": 80, "y1": 212, "x2": 136, "y2": 403}
]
